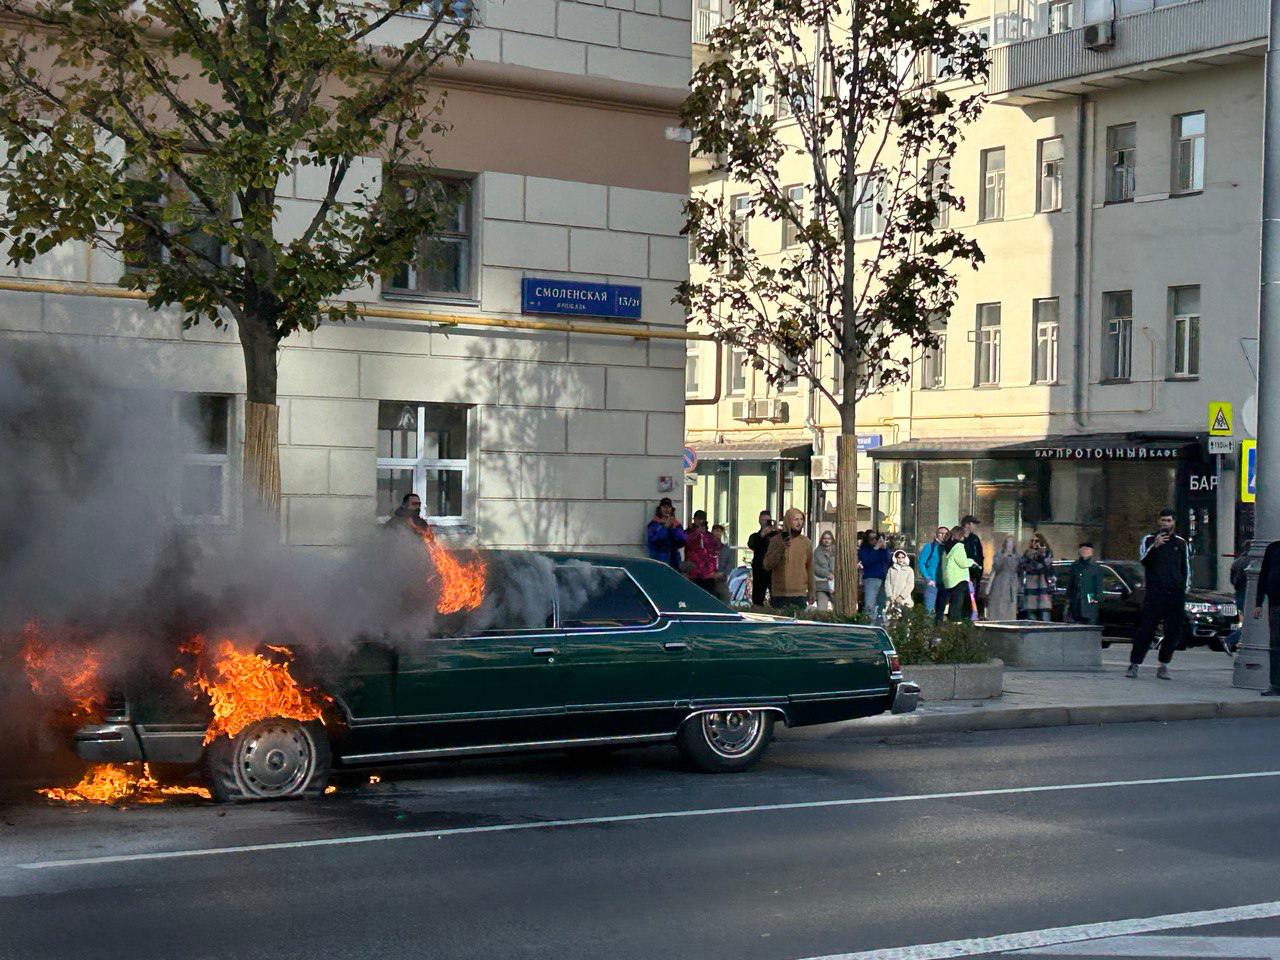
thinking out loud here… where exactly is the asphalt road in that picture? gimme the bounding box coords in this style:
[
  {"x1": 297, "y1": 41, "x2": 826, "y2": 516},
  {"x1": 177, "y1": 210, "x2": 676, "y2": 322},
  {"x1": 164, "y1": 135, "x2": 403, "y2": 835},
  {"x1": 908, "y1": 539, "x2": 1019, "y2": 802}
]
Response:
[{"x1": 3, "y1": 717, "x2": 1280, "y2": 960}]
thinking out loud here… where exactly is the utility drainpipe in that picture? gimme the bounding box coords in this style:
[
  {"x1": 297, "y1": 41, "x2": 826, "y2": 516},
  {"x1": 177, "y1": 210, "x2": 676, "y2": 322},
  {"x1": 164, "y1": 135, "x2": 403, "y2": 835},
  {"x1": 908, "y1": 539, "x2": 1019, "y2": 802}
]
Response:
[{"x1": 1072, "y1": 94, "x2": 1093, "y2": 429}]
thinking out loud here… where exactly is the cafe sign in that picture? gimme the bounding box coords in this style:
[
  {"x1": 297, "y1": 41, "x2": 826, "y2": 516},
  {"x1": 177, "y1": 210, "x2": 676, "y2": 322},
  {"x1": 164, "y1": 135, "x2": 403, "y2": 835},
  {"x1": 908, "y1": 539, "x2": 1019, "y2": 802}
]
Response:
[{"x1": 1033, "y1": 445, "x2": 1183, "y2": 461}]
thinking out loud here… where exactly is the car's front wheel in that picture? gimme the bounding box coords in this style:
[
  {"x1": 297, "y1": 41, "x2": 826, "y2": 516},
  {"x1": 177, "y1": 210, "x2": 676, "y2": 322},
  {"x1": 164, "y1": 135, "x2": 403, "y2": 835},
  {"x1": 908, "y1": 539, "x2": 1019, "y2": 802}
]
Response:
[
  {"x1": 203, "y1": 718, "x2": 331, "y2": 803},
  {"x1": 677, "y1": 709, "x2": 774, "y2": 773}
]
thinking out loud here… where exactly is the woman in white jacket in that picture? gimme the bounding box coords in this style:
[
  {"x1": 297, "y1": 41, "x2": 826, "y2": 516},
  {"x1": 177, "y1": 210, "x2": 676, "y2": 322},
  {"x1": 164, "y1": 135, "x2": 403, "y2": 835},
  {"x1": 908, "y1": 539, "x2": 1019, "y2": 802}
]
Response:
[{"x1": 884, "y1": 549, "x2": 917, "y2": 617}]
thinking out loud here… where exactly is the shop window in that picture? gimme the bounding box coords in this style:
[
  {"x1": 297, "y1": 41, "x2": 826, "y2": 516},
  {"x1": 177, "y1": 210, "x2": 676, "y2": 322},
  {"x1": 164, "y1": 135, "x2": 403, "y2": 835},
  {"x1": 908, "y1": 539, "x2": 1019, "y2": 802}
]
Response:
[
  {"x1": 384, "y1": 173, "x2": 474, "y2": 300},
  {"x1": 1170, "y1": 285, "x2": 1201, "y2": 378},
  {"x1": 979, "y1": 148, "x2": 1005, "y2": 222},
  {"x1": 916, "y1": 461, "x2": 973, "y2": 536},
  {"x1": 1106, "y1": 124, "x2": 1136, "y2": 203},
  {"x1": 1033, "y1": 298, "x2": 1059, "y2": 384},
  {"x1": 1037, "y1": 137, "x2": 1064, "y2": 213},
  {"x1": 176, "y1": 393, "x2": 232, "y2": 522},
  {"x1": 1102, "y1": 290, "x2": 1133, "y2": 381},
  {"x1": 975, "y1": 302, "x2": 1001, "y2": 386},
  {"x1": 376, "y1": 401, "x2": 470, "y2": 524},
  {"x1": 1172, "y1": 112, "x2": 1205, "y2": 195}
]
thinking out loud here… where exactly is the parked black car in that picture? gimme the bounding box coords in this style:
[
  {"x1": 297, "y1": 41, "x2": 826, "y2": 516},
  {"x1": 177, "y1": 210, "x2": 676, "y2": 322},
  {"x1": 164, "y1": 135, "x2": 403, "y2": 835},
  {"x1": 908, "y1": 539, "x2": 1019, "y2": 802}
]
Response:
[{"x1": 1048, "y1": 559, "x2": 1238, "y2": 651}]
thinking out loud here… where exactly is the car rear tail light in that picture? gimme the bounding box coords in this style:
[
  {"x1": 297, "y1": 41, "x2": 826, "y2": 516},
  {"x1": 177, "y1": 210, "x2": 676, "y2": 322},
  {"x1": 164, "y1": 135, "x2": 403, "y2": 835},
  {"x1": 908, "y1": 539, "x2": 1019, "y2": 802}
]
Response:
[{"x1": 885, "y1": 651, "x2": 902, "y2": 677}]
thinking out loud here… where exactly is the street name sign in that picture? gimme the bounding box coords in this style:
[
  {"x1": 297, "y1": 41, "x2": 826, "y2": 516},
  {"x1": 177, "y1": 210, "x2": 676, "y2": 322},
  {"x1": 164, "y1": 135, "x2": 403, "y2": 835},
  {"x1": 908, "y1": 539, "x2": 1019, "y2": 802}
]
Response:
[
  {"x1": 1242, "y1": 439, "x2": 1257, "y2": 503},
  {"x1": 1208, "y1": 401, "x2": 1233, "y2": 436},
  {"x1": 521, "y1": 278, "x2": 642, "y2": 320}
]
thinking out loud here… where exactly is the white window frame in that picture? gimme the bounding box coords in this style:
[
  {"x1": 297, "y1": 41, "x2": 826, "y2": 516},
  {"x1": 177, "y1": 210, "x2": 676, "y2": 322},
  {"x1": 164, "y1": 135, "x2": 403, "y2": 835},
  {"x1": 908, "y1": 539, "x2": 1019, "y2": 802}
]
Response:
[
  {"x1": 921, "y1": 318, "x2": 947, "y2": 389},
  {"x1": 1170, "y1": 285, "x2": 1201, "y2": 378},
  {"x1": 1047, "y1": 0, "x2": 1075, "y2": 33},
  {"x1": 782, "y1": 184, "x2": 805, "y2": 248},
  {"x1": 1172, "y1": 111, "x2": 1205, "y2": 195},
  {"x1": 778, "y1": 351, "x2": 800, "y2": 393},
  {"x1": 1102, "y1": 291, "x2": 1134, "y2": 381},
  {"x1": 1037, "y1": 137, "x2": 1064, "y2": 213},
  {"x1": 383, "y1": 173, "x2": 477, "y2": 302},
  {"x1": 928, "y1": 159, "x2": 950, "y2": 228},
  {"x1": 376, "y1": 402, "x2": 473, "y2": 527},
  {"x1": 980, "y1": 147, "x2": 1006, "y2": 222},
  {"x1": 854, "y1": 172, "x2": 885, "y2": 238},
  {"x1": 686, "y1": 342, "x2": 701, "y2": 396},
  {"x1": 175, "y1": 393, "x2": 233, "y2": 525},
  {"x1": 727, "y1": 346, "x2": 748, "y2": 395},
  {"x1": 729, "y1": 193, "x2": 750, "y2": 249},
  {"x1": 1033, "y1": 298, "x2": 1059, "y2": 384},
  {"x1": 975, "y1": 303, "x2": 1002, "y2": 386},
  {"x1": 1106, "y1": 123, "x2": 1137, "y2": 203}
]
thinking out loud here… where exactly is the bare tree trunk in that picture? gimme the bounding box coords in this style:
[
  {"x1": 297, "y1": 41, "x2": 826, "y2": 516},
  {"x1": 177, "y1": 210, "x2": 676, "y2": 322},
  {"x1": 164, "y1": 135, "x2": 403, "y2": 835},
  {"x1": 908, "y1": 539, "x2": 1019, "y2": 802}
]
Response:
[
  {"x1": 834, "y1": 430, "x2": 860, "y2": 617},
  {"x1": 240, "y1": 326, "x2": 281, "y2": 518}
]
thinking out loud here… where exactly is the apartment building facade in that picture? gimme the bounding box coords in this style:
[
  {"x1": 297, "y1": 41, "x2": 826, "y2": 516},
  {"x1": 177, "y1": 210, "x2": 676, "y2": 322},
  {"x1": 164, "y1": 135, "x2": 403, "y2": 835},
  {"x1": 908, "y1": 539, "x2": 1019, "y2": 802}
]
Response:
[
  {"x1": 684, "y1": 0, "x2": 1262, "y2": 587},
  {"x1": 0, "y1": 1, "x2": 693, "y2": 555}
]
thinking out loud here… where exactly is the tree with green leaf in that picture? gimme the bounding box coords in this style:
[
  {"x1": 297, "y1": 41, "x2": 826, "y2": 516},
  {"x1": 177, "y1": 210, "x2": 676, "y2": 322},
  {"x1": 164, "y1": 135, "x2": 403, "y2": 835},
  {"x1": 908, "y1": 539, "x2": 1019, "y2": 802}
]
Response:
[
  {"x1": 0, "y1": 0, "x2": 472, "y2": 514},
  {"x1": 679, "y1": 0, "x2": 988, "y2": 614}
]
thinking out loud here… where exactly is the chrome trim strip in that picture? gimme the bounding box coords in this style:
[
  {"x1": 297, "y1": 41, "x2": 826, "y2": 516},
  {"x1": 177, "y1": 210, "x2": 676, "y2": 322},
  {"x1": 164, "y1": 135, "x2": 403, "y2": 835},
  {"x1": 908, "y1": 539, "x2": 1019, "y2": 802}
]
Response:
[
  {"x1": 788, "y1": 688, "x2": 891, "y2": 703},
  {"x1": 339, "y1": 731, "x2": 674, "y2": 764}
]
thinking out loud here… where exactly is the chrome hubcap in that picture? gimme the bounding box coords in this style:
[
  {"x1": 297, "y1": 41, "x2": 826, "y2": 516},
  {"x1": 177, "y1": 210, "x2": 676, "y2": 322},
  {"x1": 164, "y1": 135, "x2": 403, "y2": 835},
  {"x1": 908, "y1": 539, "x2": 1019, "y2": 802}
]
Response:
[
  {"x1": 701, "y1": 710, "x2": 763, "y2": 758},
  {"x1": 233, "y1": 721, "x2": 315, "y2": 798}
]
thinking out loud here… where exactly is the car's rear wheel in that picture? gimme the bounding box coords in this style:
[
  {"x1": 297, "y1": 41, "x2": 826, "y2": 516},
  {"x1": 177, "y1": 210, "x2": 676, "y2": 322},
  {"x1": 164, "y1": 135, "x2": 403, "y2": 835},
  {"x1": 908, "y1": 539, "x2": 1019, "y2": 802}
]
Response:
[
  {"x1": 203, "y1": 718, "x2": 331, "y2": 803},
  {"x1": 677, "y1": 709, "x2": 774, "y2": 773}
]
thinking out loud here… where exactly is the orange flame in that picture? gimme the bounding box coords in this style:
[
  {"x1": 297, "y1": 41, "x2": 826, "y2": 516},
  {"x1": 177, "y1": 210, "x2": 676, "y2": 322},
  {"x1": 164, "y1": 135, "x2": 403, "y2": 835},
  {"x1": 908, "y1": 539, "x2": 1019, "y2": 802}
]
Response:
[
  {"x1": 38, "y1": 763, "x2": 211, "y2": 804},
  {"x1": 20, "y1": 621, "x2": 103, "y2": 717},
  {"x1": 413, "y1": 527, "x2": 486, "y2": 614},
  {"x1": 187, "y1": 638, "x2": 328, "y2": 745}
]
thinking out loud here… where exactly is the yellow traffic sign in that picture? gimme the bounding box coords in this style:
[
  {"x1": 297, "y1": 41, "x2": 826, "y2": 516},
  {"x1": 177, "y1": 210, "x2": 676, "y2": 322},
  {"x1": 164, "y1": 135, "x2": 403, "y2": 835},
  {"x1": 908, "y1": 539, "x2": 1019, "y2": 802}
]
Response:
[{"x1": 1208, "y1": 401, "x2": 1233, "y2": 436}]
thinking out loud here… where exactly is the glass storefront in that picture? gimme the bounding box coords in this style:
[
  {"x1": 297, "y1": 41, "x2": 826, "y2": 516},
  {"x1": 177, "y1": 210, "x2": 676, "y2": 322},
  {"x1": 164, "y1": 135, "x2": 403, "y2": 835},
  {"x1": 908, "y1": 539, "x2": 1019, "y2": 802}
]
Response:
[{"x1": 685, "y1": 452, "x2": 810, "y2": 562}]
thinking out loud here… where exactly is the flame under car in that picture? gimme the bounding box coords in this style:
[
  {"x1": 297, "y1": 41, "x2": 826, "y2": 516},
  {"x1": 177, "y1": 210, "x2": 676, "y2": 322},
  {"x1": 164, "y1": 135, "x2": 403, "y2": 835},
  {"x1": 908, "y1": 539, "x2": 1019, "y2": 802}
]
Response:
[{"x1": 74, "y1": 553, "x2": 917, "y2": 802}]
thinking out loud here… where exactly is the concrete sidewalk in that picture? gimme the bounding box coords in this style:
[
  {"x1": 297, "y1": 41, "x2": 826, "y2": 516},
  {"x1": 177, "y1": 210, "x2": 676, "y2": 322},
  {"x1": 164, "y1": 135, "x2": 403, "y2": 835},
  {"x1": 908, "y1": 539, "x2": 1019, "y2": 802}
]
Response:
[{"x1": 784, "y1": 648, "x2": 1280, "y2": 740}]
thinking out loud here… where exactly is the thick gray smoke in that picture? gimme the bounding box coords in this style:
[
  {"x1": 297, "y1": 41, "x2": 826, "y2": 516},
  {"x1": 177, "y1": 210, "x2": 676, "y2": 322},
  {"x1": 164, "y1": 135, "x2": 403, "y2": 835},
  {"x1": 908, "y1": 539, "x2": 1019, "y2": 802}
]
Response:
[{"x1": 0, "y1": 344, "x2": 609, "y2": 748}]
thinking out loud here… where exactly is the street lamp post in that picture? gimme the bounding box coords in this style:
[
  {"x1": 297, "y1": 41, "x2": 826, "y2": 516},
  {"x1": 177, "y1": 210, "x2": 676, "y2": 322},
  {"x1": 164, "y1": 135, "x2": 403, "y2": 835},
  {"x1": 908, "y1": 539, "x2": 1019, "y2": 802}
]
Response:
[{"x1": 1233, "y1": 0, "x2": 1280, "y2": 689}]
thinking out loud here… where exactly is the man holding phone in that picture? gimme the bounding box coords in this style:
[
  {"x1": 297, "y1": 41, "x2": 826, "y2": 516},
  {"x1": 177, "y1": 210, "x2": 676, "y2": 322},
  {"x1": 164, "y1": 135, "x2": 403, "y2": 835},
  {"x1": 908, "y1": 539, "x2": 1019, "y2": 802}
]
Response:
[
  {"x1": 1127, "y1": 508, "x2": 1191, "y2": 680},
  {"x1": 763, "y1": 507, "x2": 814, "y2": 614},
  {"x1": 746, "y1": 510, "x2": 777, "y2": 607}
]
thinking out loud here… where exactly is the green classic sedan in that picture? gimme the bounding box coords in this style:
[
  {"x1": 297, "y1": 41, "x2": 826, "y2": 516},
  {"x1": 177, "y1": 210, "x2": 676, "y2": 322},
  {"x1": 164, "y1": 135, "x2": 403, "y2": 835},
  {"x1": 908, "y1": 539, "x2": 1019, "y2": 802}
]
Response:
[{"x1": 75, "y1": 552, "x2": 918, "y2": 801}]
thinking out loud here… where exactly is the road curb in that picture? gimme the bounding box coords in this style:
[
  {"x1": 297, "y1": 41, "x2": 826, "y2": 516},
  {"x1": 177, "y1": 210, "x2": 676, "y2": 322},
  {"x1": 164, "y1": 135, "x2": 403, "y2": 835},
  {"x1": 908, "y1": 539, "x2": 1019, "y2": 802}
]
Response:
[{"x1": 784, "y1": 698, "x2": 1280, "y2": 740}]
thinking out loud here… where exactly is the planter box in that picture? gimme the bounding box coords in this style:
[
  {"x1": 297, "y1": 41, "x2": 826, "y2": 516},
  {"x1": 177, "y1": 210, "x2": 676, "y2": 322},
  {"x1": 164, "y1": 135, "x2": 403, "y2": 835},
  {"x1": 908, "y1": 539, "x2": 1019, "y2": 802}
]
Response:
[
  {"x1": 903, "y1": 658, "x2": 1004, "y2": 701},
  {"x1": 976, "y1": 621, "x2": 1104, "y2": 671}
]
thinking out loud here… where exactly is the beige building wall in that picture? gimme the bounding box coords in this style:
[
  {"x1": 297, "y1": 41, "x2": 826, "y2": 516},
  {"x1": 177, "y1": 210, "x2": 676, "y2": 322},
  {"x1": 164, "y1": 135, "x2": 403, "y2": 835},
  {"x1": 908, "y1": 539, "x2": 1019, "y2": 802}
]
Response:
[{"x1": 0, "y1": 0, "x2": 693, "y2": 556}]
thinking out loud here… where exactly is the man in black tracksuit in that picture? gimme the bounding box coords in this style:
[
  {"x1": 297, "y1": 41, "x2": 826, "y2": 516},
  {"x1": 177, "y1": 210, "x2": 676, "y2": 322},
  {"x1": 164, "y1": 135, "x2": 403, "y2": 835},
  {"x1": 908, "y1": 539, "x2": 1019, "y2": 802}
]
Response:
[
  {"x1": 1127, "y1": 508, "x2": 1190, "y2": 680},
  {"x1": 1251, "y1": 539, "x2": 1280, "y2": 696}
]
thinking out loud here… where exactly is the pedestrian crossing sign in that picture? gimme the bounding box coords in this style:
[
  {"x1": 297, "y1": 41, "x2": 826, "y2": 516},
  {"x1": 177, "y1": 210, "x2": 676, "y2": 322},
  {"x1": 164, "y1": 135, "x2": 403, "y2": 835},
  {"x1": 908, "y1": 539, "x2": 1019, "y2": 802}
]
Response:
[
  {"x1": 1208, "y1": 401, "x2": 1233, "y2": 436},
  {"x1": 1242, "y1": 439, "x2": 1257, "y2": 503}
]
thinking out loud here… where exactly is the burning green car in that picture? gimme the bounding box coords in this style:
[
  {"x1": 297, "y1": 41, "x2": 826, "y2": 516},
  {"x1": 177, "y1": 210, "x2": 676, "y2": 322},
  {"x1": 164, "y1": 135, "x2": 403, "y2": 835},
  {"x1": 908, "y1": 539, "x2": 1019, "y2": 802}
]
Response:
[{"x1": 74, "y1": 553, "x2": 917, "y2": 801}]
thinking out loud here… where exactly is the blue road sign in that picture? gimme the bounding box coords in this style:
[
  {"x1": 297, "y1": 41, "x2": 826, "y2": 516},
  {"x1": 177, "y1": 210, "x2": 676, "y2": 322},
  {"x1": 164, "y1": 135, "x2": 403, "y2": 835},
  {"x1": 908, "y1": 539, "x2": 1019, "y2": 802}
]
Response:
[
  {"x1": 521, "y1": 278, "x2": 642, "y2": 320},
  {"x1": 1242, "y1": 440, "x2": 1257, "y2": 503}
]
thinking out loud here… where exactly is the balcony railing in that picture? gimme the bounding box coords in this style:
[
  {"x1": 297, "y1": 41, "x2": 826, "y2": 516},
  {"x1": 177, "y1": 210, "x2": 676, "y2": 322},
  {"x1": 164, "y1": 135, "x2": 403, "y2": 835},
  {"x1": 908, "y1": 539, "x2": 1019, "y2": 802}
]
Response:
[
  {"x1": 693, "y1": 7, "x2": 724, "y2": 44},
  {"x1": 988, "y1": 0, "x2": 1266, "y2": 99}
]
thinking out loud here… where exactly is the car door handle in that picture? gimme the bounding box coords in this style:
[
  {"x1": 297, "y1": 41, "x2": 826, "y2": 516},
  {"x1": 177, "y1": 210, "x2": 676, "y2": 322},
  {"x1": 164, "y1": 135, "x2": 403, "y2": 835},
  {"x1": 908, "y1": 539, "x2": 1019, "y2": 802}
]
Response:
[
  {"x1": 662, "y1": 641, "x2": 688, "y2": 652},
  {"x1": 531, "y1": 646, "x2": 558, "y2": 657}
]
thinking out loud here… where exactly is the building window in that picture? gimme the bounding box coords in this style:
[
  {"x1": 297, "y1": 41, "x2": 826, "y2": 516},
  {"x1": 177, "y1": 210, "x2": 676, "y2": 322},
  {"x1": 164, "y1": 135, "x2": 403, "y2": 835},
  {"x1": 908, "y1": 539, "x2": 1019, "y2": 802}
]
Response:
[
  {"x1": 124, "y1": 168, "x2": 228, "y2": 274},
  {"x1": 1047, "y1": 0, "x2": 1075, "y2": 32},
  {"x1": 975, "y1": 303, "x2": 1001, "y2": 386},
  {"x1": 854, "y1": 173, "x2": 885, "y2": 238},
  {"x1": 376, "y1": 401, "x2": 470, "y2": 524},
  {"x1": 979, "y1": 148, "x2": 1005, "y2": 221},
  {"x1": 1170, "y1": 285, "x2": 1201, "y2": 378},
  {"x1": 928, "y1": 159, "x2": 950, "y2": 228},
  {"x1": 779, "y1": 351, "x2": 800, "y2": 392},
  {"x1": 727, "y1": 346, "x2": 748, "y2": 395},
  {"x1": 1038, "y1": 137, "x2": 1064, "y2": 213},
  {"x1": 1172, "y1": 111, "x2": 1205, "y2": 195},
  {"x1": 1106, "y1": 123, "x2": 1137, "y2": 203},
  {"x1": 774, "y1": 66, "x2": 813, "y2": 119},
  {"x1": 685, "y1": 343, "x2": 701, "y2": 396},
  {"x1": 176, "y1": 393, "x2": 231, "y2": 522},
  {"x1": 831, "y1": 349, "x2": 845, "y2": 397},
  {"x1": 921, "y1": 315, "x2": 947, "y2": 389},
  {"x1": 730, "y1": 193, "x2": 750, "y2": 249},
  {"x1": 1033, "y1": 298, "x2": 1059, "y2": 383},
  {"x1": 406, "y1": 0, "x2": 474, "y2": 21},
  {"x1": 385, "y1": 174, "x2": 474, "y2": 300},
  {"x1": 782, "y1": 185, "x2": 805, "y2": 248},
  {"x1": 1102, "y1": 290, "x2": 1133, "y2": 381}
]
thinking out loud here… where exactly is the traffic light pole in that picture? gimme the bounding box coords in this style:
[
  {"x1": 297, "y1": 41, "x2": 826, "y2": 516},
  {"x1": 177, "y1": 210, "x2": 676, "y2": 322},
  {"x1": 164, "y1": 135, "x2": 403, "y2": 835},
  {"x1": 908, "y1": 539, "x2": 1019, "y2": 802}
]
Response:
[{"x1": 1233, "y1": 0, "x2": 1280, "y2": 689}]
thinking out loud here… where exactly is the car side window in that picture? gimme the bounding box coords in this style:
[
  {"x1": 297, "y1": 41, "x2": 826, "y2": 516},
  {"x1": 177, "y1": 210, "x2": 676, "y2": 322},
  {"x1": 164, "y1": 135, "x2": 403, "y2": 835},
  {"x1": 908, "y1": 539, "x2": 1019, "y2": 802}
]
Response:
[
  {"x1": 556, "y1": 566, "x2": 657, "y2": 629},
  {"x1": 1100, "y1": 567, "x2": 1124, "y2": 594}
]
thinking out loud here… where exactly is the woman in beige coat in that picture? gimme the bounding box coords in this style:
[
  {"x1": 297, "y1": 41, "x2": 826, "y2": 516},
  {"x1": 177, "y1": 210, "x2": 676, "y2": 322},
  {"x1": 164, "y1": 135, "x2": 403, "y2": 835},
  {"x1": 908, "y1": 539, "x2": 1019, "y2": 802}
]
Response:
[{"x1": 884, "y1": 549, "x2": 917, "y2": 617}]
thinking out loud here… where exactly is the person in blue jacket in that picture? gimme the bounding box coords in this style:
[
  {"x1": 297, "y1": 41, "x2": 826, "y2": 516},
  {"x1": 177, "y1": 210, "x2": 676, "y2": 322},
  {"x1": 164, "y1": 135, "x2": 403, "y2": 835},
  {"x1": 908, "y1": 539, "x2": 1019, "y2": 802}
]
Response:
[
  {"x1": 917, "y1": 525, "x2": 948, "y2": 621},
  {"x1": 858, "y1": 531, "x2": 891, "y2": 622},
  {"x1": 646, "y1": 499, "x2": 687, "y2": 569}
]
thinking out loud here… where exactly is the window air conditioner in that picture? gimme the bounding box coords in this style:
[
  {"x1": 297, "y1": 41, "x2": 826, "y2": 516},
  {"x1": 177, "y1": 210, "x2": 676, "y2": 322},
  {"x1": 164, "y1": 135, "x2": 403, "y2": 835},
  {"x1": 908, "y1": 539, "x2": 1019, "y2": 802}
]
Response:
[
  {"x1": 1083, "y1": 20, "x2": 1115, "y2": 50},
  {"x1": 811, "y1": 455, "x2": 835, "y2": 481},
  {"x1": 731, "y1": 399, "x2": 752, "y2": 421}
]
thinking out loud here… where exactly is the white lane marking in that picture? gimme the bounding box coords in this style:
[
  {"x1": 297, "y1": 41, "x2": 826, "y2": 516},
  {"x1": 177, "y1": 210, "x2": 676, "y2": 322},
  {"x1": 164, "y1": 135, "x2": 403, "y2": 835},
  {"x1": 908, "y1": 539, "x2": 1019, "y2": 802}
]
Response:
[
  {"x1": 1015, "y1": 934, "x2": 1280, "y2": 957},
  {"x1": 19, "y1": 769, "x2": 1280, "y2": 871},
  {"x1": 798, "y1": 902, "x2": 1280, "y2": 960}
]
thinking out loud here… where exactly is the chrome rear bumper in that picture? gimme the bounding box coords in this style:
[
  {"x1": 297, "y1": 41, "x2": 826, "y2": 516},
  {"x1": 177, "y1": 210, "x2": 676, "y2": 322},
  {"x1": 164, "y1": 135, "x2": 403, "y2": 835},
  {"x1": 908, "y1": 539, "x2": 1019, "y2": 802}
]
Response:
[{"x1": 891, "y1": 681, "x2": 920, "y2": 715}]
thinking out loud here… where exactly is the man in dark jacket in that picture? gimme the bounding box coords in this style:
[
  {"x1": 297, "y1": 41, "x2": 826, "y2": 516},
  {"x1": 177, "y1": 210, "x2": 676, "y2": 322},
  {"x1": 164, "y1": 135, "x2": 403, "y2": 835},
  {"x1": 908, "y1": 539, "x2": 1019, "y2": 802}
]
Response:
[
  {"x1": 746, "y1": 511, "x2": 776, "y2": 607},
  {"x1": 1127, "y1": 508, "x2": 1191, "y2": 680},
  {"x1": 961, "y1": 515, "x2": 984, "y2": 617},
  {"x1": 1251, "y1": 539, "x2": 1280, "y2": 695},
  {"x1": 1063, "y1": 543, "x2": 1103, "y2": 625}
]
